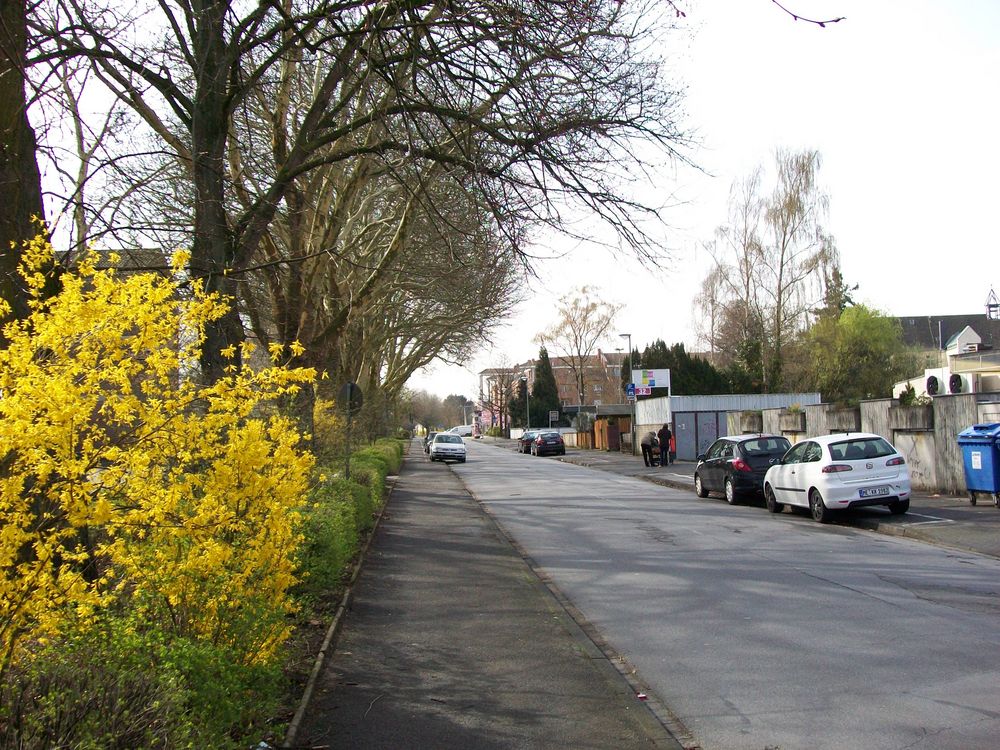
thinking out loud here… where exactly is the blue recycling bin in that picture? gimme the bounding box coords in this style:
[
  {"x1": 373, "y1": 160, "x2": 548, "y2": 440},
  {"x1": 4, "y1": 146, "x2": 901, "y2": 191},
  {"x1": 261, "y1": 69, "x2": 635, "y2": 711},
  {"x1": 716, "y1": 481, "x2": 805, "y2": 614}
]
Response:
[{"x1": 957, "y1": 423, "x2": 1000, "y2": 506}]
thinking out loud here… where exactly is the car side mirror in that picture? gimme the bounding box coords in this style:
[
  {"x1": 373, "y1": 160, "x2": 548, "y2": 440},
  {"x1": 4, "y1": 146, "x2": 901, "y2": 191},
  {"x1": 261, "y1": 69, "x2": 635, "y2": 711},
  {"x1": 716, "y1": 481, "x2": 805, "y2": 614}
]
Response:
[{"x1": 696, "y1": 453, "x2": 706, "y2": 462}]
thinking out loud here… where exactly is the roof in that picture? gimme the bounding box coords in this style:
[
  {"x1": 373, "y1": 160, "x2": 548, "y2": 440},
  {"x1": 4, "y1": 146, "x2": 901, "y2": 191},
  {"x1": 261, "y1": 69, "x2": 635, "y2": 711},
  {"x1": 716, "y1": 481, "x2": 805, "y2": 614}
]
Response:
[
  {"x1": 944, "y1": 325, "x2": 981, "y2": 349},
  {"x1": 897, "y1": 315, "x2": 1000, "y2": 350},
  {"x1": 76, "y1": 247, "x2": 171, "y2": 274}
]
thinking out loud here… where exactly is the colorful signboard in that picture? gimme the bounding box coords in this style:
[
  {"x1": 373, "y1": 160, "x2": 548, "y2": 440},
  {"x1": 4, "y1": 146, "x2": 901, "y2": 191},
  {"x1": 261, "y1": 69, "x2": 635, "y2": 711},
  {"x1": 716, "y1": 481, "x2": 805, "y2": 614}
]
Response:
[{"x1": 631, "y1": 368, "x2": 671, "y2": 390}]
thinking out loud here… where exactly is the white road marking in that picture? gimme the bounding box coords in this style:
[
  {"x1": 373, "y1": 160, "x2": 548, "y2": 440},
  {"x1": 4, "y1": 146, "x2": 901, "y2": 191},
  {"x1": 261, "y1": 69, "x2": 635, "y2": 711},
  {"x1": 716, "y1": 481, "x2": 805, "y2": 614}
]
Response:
[{"x1": 902, "y1": 513, "x2": 954, "y2": 525}]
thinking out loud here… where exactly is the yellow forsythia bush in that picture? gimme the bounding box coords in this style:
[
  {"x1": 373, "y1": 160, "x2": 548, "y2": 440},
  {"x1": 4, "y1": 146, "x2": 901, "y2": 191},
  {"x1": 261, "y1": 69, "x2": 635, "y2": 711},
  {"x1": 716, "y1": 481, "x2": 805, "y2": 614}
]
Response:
[{"x1": 0, "y1": 237, "x2": 314, "y2": 673}]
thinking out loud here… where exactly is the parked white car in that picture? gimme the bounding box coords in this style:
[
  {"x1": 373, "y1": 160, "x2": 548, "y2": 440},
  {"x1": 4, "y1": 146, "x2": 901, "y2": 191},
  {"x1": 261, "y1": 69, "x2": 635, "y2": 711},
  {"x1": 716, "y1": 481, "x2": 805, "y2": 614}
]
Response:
[
  {"x1": 448, "y1": 424, "x2": 475, "y2": 437},
  {"x1": 429, "y1": 433, "x2": 467, "y2": 463},
  {"x1": 763, "y1": 433, "x2": 911, "y2": 523}
]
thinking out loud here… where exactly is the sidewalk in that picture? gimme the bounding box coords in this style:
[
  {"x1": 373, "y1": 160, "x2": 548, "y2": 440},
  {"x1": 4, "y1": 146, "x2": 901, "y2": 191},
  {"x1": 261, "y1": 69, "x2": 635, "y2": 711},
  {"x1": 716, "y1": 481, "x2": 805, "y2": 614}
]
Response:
[
  {"x1": 481, "y1": 437, "x2": 1000, "y2": 561},
  {"x1": 291, "y1": 443, "x2": 680, "y2": 749}
]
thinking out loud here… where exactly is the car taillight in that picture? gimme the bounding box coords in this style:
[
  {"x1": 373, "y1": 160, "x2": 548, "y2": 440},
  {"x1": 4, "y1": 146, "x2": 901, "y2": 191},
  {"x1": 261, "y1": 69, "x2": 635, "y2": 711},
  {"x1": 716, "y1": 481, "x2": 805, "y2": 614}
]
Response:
[
  {"x1": 732, "y1": 458, "x2": 752, "y2": 472},
  {"x1": 822, "y1": 464, "x2": 853, "y2": 473},
  {"x1": 887, "y1": 456, "x2": 905, "y2": 466},
  {"x1": 535, "y1": 437, "x2": 543, "y2": 444}
]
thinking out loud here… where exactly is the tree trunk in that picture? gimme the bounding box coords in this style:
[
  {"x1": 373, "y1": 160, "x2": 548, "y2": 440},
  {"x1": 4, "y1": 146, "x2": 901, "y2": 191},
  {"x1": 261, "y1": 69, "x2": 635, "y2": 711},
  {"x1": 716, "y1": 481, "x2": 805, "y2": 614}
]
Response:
[
  {"x1": 0, "y1": 0, "x2": 45, "y2": 322},
  {"x1": 190, "y1": 0, "x2": 243, "y2": 382}
]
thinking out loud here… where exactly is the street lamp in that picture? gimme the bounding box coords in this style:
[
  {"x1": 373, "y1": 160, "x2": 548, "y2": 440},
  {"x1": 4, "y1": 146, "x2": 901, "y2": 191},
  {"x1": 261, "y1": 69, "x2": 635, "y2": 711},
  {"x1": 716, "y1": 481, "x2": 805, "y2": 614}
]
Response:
[
  {"x1": 519, "y1": 375, "x2": 530, "y2": 429},
  {"x1": 619, "y1": 332, "x2": 635, "y2": 456}
]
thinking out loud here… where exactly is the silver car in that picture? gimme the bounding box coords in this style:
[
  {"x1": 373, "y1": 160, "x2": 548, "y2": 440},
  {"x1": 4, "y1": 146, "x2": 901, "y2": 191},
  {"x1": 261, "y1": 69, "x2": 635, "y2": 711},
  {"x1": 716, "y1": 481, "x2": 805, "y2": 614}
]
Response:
[{"x1": 429, "y1": 433, "x2": 467, "y2": 463}]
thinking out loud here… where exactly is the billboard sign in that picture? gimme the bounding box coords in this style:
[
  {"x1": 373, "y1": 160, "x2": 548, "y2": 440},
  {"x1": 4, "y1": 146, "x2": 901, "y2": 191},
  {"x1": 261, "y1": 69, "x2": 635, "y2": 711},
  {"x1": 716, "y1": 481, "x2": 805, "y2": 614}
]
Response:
[{"x1": 631, "y1": 369, "x2": 671, "y2": 390}]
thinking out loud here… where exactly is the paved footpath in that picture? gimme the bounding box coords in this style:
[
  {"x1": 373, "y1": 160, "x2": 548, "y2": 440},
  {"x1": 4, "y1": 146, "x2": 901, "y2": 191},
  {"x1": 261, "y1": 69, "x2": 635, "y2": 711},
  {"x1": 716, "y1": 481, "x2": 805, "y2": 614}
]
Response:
[{"x1": 293, "y1": 447, "x2": 678, "y2": 749}]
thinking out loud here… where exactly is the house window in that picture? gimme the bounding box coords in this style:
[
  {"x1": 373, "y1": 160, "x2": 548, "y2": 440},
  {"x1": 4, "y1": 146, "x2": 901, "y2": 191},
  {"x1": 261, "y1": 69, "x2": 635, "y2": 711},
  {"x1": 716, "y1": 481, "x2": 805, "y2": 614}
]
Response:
[{"x1": 592, "y1": 384, "x2": 602, "y2": 393}]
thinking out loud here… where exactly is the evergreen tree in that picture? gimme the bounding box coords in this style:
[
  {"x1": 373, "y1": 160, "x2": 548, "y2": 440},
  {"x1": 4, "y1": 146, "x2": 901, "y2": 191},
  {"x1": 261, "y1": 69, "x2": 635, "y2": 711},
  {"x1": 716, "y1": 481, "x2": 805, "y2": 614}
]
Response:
[
  {"x1": 532, "y1": 348, "x2": 563, "y2": 426},
  {"x1": 633, "y1": 339, "x2": 737, "y2": 398},
  {"x1": 509, "y1": 379, "x2": 529, "y2": 428}
]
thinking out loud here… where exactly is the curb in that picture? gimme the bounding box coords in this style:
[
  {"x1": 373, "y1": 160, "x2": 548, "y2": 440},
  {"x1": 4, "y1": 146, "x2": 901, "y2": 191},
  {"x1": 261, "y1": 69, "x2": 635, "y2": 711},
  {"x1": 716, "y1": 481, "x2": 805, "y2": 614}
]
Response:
[{"x1": 280, "y1": 464, "x2": 402, "y2": 749}]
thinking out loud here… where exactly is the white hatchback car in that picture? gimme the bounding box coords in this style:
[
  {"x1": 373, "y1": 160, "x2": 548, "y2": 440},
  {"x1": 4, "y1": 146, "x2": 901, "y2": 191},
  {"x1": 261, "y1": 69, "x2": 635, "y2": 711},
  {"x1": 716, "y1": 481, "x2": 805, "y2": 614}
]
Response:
[
  {"x1": 763, "y1": 433, "x2": 910, "y2": 523},
  {"x1": 429, "y1": 433, "x2": 467, "y2": 463}
]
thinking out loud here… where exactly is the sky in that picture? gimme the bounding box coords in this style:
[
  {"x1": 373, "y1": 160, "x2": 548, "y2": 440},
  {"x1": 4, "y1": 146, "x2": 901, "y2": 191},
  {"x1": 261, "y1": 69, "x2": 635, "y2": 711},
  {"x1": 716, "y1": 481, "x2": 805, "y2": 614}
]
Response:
[{"x1": 409, "y1": 0, "x2": 1000, "y2": 400}]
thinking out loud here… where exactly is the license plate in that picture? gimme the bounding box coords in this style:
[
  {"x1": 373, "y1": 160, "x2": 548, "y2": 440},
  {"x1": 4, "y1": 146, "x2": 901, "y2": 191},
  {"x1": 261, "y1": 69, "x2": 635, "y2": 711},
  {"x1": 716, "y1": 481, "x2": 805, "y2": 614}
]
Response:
[{"x1": 859, "y1": 486, "x2": 890, "y2": 498}]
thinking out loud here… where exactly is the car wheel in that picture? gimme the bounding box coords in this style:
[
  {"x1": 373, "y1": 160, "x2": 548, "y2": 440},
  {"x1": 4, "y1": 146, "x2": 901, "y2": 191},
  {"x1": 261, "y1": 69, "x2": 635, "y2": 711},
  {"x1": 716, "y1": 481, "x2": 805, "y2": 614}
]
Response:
[
  {"x1": 459, "y1": 457, "x2": 466, "y2": 464},
  {"x1": 809, "y1": 488, "x2": 831, "y2": 523},
  {"x1": 889, "y1": 499, "x2": 909, "y2": 515},
  {"x1": 765, "y1": 484, "x2": 783, "y2": 514},
  {"x1": 725, "y1": 478, "x2": 738, "y2": 505},
  {"x1": 694, "y1": 473, "x2": 708, "y2": 498}
]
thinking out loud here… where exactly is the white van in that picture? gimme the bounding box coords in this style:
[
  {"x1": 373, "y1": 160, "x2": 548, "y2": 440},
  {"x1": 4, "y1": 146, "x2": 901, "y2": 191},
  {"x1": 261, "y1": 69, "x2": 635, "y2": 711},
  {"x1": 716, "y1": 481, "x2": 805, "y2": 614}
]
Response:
[{"x1": 448, "y1": 424, "x2": 475, "y2": 437}]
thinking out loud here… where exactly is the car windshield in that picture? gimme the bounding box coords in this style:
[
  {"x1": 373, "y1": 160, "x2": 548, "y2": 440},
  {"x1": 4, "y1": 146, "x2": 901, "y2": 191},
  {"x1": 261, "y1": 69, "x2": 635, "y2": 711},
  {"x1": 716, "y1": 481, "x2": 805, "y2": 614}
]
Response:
[
  {"x1": 435, "y1": 435, "x2": 463, "y2": 444},
  {"x1": 742, "y1": 437, "x2": 790, "y2": 455},
  {"x1": 828, "y1": 437, "x2": 895, "y2": 461}
]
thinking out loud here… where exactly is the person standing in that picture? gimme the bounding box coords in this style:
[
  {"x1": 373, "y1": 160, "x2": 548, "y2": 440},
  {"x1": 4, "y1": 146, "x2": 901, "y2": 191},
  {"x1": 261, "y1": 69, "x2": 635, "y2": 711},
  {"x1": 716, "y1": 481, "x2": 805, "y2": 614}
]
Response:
[
  {"x1": 640, "y1": 431, "x2": 658, "y2": 467},
  {"x1": 657, "y1": 423, "x2": 672, "y2": 466}
]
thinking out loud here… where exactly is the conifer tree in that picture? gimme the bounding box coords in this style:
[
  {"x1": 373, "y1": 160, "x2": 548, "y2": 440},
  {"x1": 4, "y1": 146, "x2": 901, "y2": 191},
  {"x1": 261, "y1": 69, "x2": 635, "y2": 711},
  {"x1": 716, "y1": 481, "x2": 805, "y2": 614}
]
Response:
[{"x1": 531, "y1": 348, "x2": 562, "y2": 427}]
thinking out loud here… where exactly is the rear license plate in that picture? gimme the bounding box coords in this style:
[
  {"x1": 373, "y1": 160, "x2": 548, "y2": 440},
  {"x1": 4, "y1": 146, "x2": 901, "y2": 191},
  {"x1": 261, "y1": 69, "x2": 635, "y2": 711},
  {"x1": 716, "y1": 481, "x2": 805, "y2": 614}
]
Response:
[{"x1": 859, "y1": 486, "x2": 890, "y2": 498}]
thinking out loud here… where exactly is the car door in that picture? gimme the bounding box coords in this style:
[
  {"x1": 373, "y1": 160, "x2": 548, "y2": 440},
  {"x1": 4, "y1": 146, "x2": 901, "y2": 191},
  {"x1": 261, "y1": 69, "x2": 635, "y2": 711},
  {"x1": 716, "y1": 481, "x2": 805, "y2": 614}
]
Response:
[
  {"x1": 701, "y1": 440, "x2": 727, "y2": 492},
  {"x1": 769, "y1": 441, "x2": 812, "y2": 507},
  {"x1": 715, "y1": 442, "x2": 735, "y2": 492}
]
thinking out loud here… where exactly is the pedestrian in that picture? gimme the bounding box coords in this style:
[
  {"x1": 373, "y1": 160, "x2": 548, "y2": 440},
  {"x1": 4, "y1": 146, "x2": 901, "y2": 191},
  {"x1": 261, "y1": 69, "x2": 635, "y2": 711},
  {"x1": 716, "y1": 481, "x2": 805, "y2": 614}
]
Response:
[
  {"x1": 657, "y1": 423, "x2": 672, "y2": 466},
  {"x1": 640, "y1": 431, "x2": 658, "y2": 467}
]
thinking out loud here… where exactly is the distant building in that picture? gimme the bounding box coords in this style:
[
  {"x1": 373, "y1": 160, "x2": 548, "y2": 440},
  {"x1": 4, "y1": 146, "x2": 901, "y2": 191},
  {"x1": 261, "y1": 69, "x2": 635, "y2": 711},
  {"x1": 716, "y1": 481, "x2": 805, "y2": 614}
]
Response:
[
  {"x1": 897, "y1": 313, "x2": 1000, "y2": 353},
  {"x1": 894, "y1": 312, "x2": 1000, "y2": 397},
  {"x1": 477, "y1": 350, "x2": 628, "y2": 429}
]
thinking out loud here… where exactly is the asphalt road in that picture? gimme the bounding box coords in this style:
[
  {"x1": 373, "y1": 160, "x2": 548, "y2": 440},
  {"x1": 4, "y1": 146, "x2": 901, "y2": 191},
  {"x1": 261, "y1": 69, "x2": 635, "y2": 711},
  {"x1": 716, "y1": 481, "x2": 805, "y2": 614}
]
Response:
[{"x1": 458, "y1": 440, "x2": 1000, "y2": 750}]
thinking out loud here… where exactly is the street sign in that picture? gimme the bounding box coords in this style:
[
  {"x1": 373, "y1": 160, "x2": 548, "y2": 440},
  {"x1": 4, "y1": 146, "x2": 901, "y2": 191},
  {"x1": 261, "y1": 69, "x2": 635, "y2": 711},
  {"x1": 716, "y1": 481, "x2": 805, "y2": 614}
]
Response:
[
  {"x1": 548, "y1": 410, "x2": 559, "y2": 427},
  {"x1": 635, "y1": 386, "x2": 652, "y2": 396},
  {"x1": 625, "y1": 383, "x2": 635, "y2": 398}
]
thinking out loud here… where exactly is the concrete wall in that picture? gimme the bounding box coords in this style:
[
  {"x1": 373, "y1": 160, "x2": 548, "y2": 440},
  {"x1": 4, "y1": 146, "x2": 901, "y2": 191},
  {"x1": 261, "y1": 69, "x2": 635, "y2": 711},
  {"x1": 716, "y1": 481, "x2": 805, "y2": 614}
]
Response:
[
  {"x1": 861, "y1": 399, "x2": 895, "y2": 439},
  {"x1": 933, "y1": 394, "x2": 979, "y2": 494},
  {"x1": 978, "y1": 393, "x2": 1000, "y2": 423},
  {"x1": 892, "y1": 431, "x2": 938, "y2": 490},
  {"x1": 887, "y1": 405, "x2": 936, "y2": 490},
  {"x1": 804, "y1": 404, "x2": 828, "y2": 436},
  {"x1": 726, "y1": 411, "x2": 763, "y2": 434}
]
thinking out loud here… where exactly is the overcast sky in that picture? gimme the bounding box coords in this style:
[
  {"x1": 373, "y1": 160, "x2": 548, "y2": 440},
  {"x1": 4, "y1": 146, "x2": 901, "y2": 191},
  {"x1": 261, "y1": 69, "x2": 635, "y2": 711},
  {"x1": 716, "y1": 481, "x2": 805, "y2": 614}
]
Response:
[{"x1": 410, "y1": 0, "x2": 1000, "y2": 400}]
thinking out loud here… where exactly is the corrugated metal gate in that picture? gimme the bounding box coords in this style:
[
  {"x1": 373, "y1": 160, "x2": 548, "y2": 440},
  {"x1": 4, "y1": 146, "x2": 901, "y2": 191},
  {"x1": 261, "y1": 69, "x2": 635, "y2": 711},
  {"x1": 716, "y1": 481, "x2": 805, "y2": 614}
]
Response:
[{"x1": 674, "y1": 411, "x2": 730, "y2": 461}]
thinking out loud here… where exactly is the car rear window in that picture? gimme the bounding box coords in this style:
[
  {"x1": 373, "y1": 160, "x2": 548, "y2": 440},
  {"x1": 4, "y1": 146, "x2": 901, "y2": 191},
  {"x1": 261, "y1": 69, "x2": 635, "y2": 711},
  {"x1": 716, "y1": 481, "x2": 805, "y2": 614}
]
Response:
[
  {"x1": 828, "y1": 437, "x2": 895, "y2": 461},
  {"x1": 741, "y1": 437, "x2": 790, "y2": 456},
  {"x1": 539, "y1": 432, "x2": 561, "y2": 439}
]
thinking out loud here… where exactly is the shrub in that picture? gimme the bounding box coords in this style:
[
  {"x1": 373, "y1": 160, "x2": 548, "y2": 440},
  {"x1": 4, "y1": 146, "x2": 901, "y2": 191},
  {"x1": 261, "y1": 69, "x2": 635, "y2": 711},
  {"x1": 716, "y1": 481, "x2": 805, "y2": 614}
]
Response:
[
  {"x1": 295, "y1": 475, "x2": 363, "y2": 599},
  {"x1": 372, "y1": 438, "x2": 404, "y2": 474},
  {"x1": 0, "y1": 238, "x2": 313, "y2": 705},
  {"x1": 0, "y1": 614, "x2": 281, "y2": 749}
]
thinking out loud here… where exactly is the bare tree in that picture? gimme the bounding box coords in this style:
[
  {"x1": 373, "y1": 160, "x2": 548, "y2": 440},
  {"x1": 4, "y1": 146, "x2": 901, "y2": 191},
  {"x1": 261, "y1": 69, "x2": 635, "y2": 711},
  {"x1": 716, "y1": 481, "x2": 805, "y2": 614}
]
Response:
[
  {"x1": 758, "y1": 149, "x2": 835, "y2": 388},
  {"x1": 702, "y1": 149, "x2": 834, "y2": 390},
  {"x1": 31, "y1": 0, "x2": 691, "y2": 384},
  {"x1": 535, "y1": 286, "x2": 617, "y2": 405}
]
